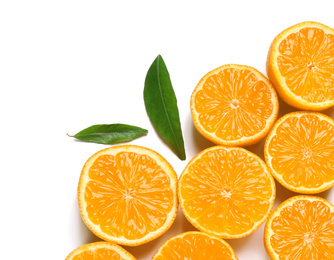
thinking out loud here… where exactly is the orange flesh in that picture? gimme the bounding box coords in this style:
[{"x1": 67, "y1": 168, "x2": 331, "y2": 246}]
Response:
[
  {"x1": 277, "y1": 27, "x2": 334, "y2": 102},
  {"x1": 268, "y1": 114, "x2": 334, "y2": 189},
  {"x1": 85, "y1": 152, "x2": 174, "y2": 240},
  {"x1": 180, "y1": 148, "x2": 273, "y2": 236},
  {"x1": 72, "y1": 248, "x2": 123, "y2": 260},
  {"x1": 194, "y1": 68, "x2": 274, "y2": 141},
  {"x1": 154, "y1": 233, "x2": 233, "y2": 259},
  {"x1": 270, "y1": 199, "x2": 334, "y2": 259}
]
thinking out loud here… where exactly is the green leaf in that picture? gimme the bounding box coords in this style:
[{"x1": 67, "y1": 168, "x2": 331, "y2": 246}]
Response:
[
  {"x1": 68, "y1": 124, "x2": 148, "y2": 144},
  {"x1": 144, "y1": 55, "x2": 186, "y2": 160}
]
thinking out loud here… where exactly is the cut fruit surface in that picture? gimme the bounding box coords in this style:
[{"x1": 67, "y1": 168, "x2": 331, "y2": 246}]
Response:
[
  {"x1": 267, "y1": 21, "x2": 334, "y2": 111},
  {"x1": 264, "y1": 111, "x2": 334, "y2": 194},
  {"x1": 152, "y1": 231, "x2": 238, "y2": 260},
  {"x1": 65, "y1": 241, "x2": 136, "y2": 260},
  {"x1": 178, "y1": 146, "x2": 276, "y2": 239},
  {"x1": 264, "y1": 195, "x2": 334, "y2": 260},
  {"x1": 78, "y1": 145, "x2": 178, "y2": 246},
  {"x1": 190, "y1": 64, "x2": 278, "y2": 146}
]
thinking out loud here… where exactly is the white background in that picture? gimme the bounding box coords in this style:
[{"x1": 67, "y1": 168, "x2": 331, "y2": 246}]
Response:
[{"x1": 1, "y1": 1, "x2": 334, "y2": 259}]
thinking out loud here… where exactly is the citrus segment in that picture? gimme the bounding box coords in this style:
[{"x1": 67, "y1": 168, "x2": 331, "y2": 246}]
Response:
[
  {"x1": 264, "y1": 195, "x2": 334, "y2": 260},
  {"x1": 264, "y1": 111, "x2": 334, "y2": 193},
  {"x1": 152, "y1": 231, "x2": 238, "y2": 260},
  {"x1": 65, "y1": 241, "x2": 136, "y2": 260},
  {"x1": 178, "y1": 146, "x2": 275, "y2": 239},
  {"x1": 267, "y1": 21, "x2": 334, "y2": 110},
  {"x1": 190, "y1": 64, "x2": 278, "y2": 146},
  {"x1": 78, "y1": 145, "x2": 178, "y2": 246}
]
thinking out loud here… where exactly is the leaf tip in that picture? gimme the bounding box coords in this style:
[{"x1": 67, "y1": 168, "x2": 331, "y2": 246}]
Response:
[
  {"x1": 156, "y1": 54, "x2": 164, "y2": 63},
  {"x1": 177, "y1": 149, "x2": 186, "y2": 161}
]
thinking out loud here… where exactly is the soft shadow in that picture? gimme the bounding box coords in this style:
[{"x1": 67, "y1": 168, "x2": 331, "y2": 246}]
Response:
[
  {"x1": 277, "y1": 95, "x2": 299, "y2": 118},
  {"x1": 183, "y1": 113, "x2": 216, "y2": 159},
  {"x1": 123, "y1": 234, "x2": 164, "y2": 259},
  {"x1": 274, "y1": 180, "x2": 299, "y2": 206},
  {"x1": 124, "y1": 207, "x2": 197, "y2": 259},
  {"x1": 75, "y1": 199, "x2": 101, "y2": 244},
  {"x1": 226, "y1": 233, "x2": 254, "y2": 252},
  {"x1": 274, "y1": 179, "x2": 333, "y2": 207},
  {"x1": 191, "y1": 123, "x2": 216, "y2": 151},
  {"x1": 246, "y1": 138, "x2": 266, "y2": 160},
  {"x1": 226, "y1": 226, "x2": 265, "y2": 254},
  {"x1": 316, "y1": 188, "x2": 332, "y2": 200},
  {"x1": 277, "y1": 95, "x2": 334, "y2": 118},
  {"x1": 178, "y1": 206, "x2": 199, "y2": 233},
  {"x1": 321, "y1": 106, "x2": 334, "y2": 117}
]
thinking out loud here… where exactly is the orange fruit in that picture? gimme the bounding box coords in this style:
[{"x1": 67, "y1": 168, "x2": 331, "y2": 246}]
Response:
[
  {"x1": 264, "y1": 195, "x2": 334, "y2": 260},
  {"x1": 178, "y1": 146, "x2": 276, "y2": 239},
  {"x1": 78, "y1": 145, "x2": 178, "y2": 246},
  {"x1": 267, "y1": 21, "x2": 334, "y2": 111},
  {"x1": 65, "y1": 241, "x2": 136, "y2": 260},
  {"x1": 264, "y1": 111, "x2": 334, "y2": 194},
  {"x1": 152, "y1": 231, "x2": 238, "y2": 260},
  {"x1": 190, "y1": 64, "x2": 279, "y2": 146}
]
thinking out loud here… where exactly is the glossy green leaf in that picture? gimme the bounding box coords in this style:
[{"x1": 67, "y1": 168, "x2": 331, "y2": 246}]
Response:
[
  {"x1": 68, "y1": 124, "x2": 148, "y2": 144},
  {"x1": 144, "y1": 55, "x2": 186, "y2": 160}
]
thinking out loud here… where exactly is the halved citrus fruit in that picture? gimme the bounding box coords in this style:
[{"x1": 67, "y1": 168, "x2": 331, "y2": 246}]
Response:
[
  {"x1": 264, "y1": 195, "x2": 334, "y2": 260},
  {"x1": 178, "y1": 146, "x2": 276, "y2": 239},
  {"x1": 190, "y1": 64, "x2": 279, "y2": 146},
  {"x1": 65, "y1": 241, "x2": 136, "y2": 260},
  {"x1": 264, "y1": 111, "x2": 334, "y2": 194},
  {"x1": 267, "y1": 21, "x2": 334, "y2": 111},
  {"x1": 78, "y1": 145, "x2": 178, "y2": 246},
  {"x1": 152, "y1": 231, "x2": 238, "y2": 260}
]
